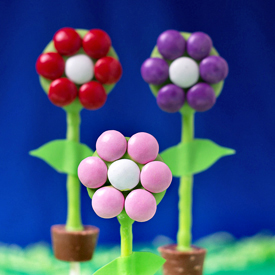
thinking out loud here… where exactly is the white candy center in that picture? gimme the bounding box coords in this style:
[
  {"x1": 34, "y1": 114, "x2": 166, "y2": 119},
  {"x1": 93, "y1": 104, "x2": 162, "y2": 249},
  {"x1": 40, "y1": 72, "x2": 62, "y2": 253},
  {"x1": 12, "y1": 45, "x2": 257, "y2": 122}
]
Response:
[
  {"x1": 65, "y1": 54, "x2": 94, "y2": 84},
  {"x1": 169, "y1": 57, "x2": 199, "y2": 88},
  {"x1": 108, "y1": 159, "x2": 140, "y2": 191}
]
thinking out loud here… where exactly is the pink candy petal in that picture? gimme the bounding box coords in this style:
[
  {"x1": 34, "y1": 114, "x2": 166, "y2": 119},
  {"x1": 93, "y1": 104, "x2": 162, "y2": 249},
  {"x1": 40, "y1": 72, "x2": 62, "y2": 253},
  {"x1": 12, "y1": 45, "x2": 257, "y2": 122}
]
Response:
[
  {"x1": 140, "y1": 161, "x2": 172, "y2": 193},
  {"x1": 92, "y1": 187, "x2": 124, "y2": 219},
  {"x1": 96, "y1": 130, "x2": 127, "y2": 162},
  {"x1": 125, "y1": 189, "x2": 156, "y2": 222},
  {"x1": 127, "y1": 132, "x2": 159, "y2": 164},
  {"x1": 78, "y1": 156, "x2": 107, "y2": 188}
]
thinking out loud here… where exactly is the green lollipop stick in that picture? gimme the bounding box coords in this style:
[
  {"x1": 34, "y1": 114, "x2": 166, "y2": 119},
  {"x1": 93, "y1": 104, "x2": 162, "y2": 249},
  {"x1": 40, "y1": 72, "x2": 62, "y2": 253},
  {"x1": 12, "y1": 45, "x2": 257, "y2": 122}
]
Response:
[
  {"x1": 117, "y1": 210, "x2": 134, "y2": 257},
  {"x1": 177, "y1": 113, "x2": 194, "y2": 250},
  {"x1": 65, "y1": 107, "x2": 83, "y2": 231}
]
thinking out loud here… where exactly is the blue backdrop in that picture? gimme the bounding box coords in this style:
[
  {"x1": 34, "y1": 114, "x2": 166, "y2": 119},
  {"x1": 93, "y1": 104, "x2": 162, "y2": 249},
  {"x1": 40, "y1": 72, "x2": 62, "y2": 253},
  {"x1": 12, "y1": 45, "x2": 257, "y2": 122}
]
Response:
[{"x1": 0, "y1": 0, "x2": 274, "y2": 247}]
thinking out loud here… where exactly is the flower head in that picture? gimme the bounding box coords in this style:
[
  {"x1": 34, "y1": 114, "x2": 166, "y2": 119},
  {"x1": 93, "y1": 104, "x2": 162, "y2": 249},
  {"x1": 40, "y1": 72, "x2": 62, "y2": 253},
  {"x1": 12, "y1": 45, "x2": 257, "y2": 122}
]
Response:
[
  {"x1": 36, "y1": 28, "x2": 122, "y2": 110},
  {"x1": 141, "y1": 30, "x2": 228, "y2": 113},
  {"x1": 78, "y1": 130, "x2": 172, "y2": 222}
]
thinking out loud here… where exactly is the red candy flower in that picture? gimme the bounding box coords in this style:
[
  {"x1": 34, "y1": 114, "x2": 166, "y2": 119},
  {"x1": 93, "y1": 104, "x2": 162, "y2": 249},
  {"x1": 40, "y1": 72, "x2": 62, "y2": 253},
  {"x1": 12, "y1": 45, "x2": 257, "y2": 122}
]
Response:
[{"x1": 36, "y1": 27, "x2": 122, "y2": 110}]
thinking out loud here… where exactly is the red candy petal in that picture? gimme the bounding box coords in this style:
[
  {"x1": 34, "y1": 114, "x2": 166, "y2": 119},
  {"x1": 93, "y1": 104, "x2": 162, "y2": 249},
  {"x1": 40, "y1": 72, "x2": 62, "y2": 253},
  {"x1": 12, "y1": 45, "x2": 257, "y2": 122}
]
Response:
[
  {"x1": 48, "y1": 78, "x2": 78, "y2": 107},
  {"x1": 79, "y1": 81, "x2": 107, "y2": 110},
  {"x1": 94, "y1": 57, "x2": 122, "y2": 84},
  {"x1": 53, "y1": 27, "x2": 82, "y2": 56},
  {"x1": 36, "y1": 52, "x2": 65, "y2": 80},
  {"x1": 82, "y1": 29, "x2": 111, "y2": 59}
]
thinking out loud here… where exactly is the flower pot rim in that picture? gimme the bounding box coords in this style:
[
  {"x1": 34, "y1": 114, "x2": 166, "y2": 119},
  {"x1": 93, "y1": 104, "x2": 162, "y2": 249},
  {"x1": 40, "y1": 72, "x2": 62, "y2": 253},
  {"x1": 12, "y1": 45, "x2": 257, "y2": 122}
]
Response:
[
  {"x1": 51, "y1": 224, "x2": 99, "y2": 234},
  {"x1": 158, "y1": 244, "x2": 206, "y2": 255}
]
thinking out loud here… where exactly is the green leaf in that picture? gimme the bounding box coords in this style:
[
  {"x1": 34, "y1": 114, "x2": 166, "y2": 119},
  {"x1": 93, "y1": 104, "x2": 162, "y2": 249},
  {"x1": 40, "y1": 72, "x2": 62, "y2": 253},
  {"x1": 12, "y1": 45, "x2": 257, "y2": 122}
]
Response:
[
  {"x1": 30, "y1": 140, "x2": 93, "y2": 176},
  {"x1": 93, "y1": 252, "x2": 165, "y2": 275},
  {"x1": 161, "y1": 139, "x2": 235, "y2": 177}
]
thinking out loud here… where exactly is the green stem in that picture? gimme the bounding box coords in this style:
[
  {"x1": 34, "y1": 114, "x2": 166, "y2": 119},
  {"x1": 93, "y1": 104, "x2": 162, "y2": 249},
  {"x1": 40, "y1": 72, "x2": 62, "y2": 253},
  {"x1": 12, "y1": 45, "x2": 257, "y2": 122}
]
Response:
[
  {"x1": 117, "y1": 210, "x2": 134, "y2": 257},
  {"x1": 177, "y1": 114, "x2": 194, "y2": 251},
  {"x1": 65, "y1": 110, "x2": 83, "y2": 231}
]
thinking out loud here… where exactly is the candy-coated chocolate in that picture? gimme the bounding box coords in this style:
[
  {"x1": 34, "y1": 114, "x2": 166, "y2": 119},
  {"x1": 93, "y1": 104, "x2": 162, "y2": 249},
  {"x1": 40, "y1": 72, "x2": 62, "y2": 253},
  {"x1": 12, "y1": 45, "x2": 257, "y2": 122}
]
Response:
[
  {"x1": 79, "y1": 81, "x2": 107, "y2": 110},
  {"x1": 128, "y1": 132, "x2": 159, "y2": 164},
  {"x1": 36, "y1": 52, "x2": 65, "y2": 80},
  {"x1": 83, "y1": 29, "x2": 111, "y2": 59},
  {"x1": 78, "y1": 157, "x2": 107, "y2": 188},
  {"x1": 140, "y1": 161, "x2": 172, "y2": 193},
  {"x1": 157, "y1": 30, "x2": 185, "y2": 60},
  {"x1": 108, "y1": 159, "x2": 140, "y2": 191},
  {"x1": 65, "y1": 54, "x2": 94, "y2": 85},
  {"x1": 94, "y1": 57, "x2": 122, "y2": 84},
  {"x1": 96, "y1": 130, "x2": 127, "y2": 162},
  {"x1": 92, "y1": 187, "x2": 124, "y2": 219},
  {"x1": 125, "y1": 189, "x2": 157, "y2": 222},
  {"x1": 199, "y1": 55, "x2": 229, "y2": 84},
  {"x1": 186, "y1": 32, "x2": 213, "y2": 60},
  {"x1": 187, "y1": 82, "x2": 216, "y2": 112},
  {"x1": 157, "y1": 84, "x2": 185, "y2": 113},
  {"x1": 53, "y1": 27, "x2": 82, "y2": 56},
  {"x1": 48, "y1": 78, "x2": 77, "y2": 107},
  {"x1": 169, "y1": 57, "x2": 199, "y2": 88},
  {"x1": 141, "y1": 58, "x2": 169, "y2": 85}
]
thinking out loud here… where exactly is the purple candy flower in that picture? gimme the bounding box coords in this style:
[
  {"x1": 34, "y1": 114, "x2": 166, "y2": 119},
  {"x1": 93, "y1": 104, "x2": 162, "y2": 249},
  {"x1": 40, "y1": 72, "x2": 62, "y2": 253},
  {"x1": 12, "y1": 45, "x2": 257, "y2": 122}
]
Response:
[{"x1": 141, "y1": 30, "x2": 229, "y2": 113}]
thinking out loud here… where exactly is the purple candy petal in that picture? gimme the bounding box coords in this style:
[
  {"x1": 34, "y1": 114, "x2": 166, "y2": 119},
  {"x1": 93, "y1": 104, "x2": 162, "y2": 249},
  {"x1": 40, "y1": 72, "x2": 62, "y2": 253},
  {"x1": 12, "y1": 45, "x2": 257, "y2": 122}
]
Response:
[
  {"x1": 141, "y1": 57, "x2": 169, "y2": 85},
  {"x1": 157, "y1": 84, "x2": 185, "y2": 113},
  {"x1": 187, "y1": 83, "x2": 216, "y2": 112},
  {"x1": 187, "y1": 32, "x2": 213, "y2": 60},
  {"x1": 199, "y1": 55, "x2": 229, "y2": 84},
  {"x1": 157, "y1": 30, "x2": 185, "y2": 60}
]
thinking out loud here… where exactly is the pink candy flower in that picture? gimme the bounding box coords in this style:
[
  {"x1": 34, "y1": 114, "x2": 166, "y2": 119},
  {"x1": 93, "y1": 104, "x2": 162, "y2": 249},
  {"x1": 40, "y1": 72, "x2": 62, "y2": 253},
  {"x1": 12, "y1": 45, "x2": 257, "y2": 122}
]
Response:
[{"x1": 78, "y1": 130, "x2": 172, "y2": 222}]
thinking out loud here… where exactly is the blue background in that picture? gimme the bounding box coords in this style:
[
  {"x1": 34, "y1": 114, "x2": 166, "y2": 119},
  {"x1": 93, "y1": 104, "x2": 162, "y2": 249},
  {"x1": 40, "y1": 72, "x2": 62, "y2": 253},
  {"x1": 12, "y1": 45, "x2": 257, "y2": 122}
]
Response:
[{"x1": 0, "y1": 0, "x2": 274, "y2": 247}]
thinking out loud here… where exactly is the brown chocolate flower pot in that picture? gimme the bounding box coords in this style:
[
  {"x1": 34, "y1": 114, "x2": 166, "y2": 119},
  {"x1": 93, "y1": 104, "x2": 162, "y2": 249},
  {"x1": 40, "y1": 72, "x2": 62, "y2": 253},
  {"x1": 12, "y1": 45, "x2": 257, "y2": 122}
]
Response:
[
  {"x1": 51, "y1": 225, "x2": 99, "y2": 262},
  {"x1": 159, "y1": 245, "x2": 206, "y2": 275}
]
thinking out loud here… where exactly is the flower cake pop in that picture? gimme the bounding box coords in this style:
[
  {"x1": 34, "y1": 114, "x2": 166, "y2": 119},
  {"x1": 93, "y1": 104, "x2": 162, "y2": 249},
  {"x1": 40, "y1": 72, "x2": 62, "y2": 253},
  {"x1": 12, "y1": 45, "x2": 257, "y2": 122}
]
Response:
[
  {"x1": 31, "y1": 28, "x2": 123, "y2": 272},
  {"x1": 36, "y1": 27, "x2": 122, "y2": 110},
  {"x1": 141, "y1": 30, "x2": 228, "y2": 113},
  {"x1": 78, "y1": 130, "x2": 172, "y2": 274},
  {"x1": 141, "y1": 30, "x2": 234, "y2": 275}
]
